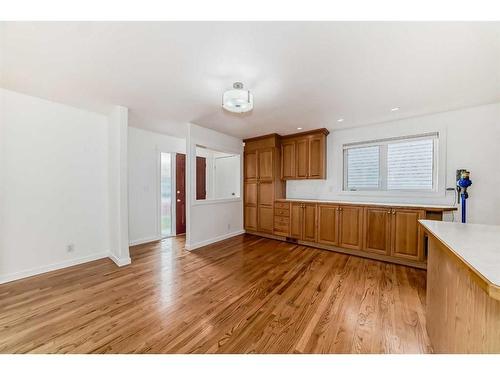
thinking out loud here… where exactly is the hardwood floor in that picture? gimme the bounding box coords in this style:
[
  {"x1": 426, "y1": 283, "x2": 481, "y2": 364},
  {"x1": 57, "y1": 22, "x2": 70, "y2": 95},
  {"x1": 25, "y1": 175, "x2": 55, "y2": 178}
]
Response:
[{"x1": 0, "y1": 234, "x2": 432, "y2": 353}]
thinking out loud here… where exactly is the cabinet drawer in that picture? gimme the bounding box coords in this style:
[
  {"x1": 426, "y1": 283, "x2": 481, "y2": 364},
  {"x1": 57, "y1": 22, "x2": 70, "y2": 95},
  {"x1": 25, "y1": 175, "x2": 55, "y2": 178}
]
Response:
[
  {"x1": 274, "y1": 222, "x2": 290, "y2": 233},
  {"x1": 275, "y1": 201, "x2": 290, "y2": 209},
  {"x1": 275, "y1": 208, "x2": 290, "y2": 217},
  {"x1": 274, "y1": 216, "x2": 290, "y2": 224}
]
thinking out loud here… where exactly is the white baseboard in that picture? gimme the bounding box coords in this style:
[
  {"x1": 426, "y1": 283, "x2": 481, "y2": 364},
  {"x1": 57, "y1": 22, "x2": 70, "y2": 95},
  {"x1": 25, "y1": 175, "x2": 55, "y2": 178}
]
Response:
[
  {"x1": 185, "y1": 230, "x2": 245, "y2": 251},
  {"x1": 0, "y1": 251, "x2": 109, "y2": 285},
  {"x1": 129, "y1": 235, "x2": 161, "y2": 246},
  {"x1": 108, "y1": 253, "x2": 132, "y2": 267}
]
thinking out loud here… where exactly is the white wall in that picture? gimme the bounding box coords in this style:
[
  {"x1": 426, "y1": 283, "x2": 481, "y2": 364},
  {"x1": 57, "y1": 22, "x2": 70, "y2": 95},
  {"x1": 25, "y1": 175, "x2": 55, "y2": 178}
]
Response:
[
  {"x1": 0, "y1": 89, "x2": 110, "y2": 282},
  {"x1": 215, "y1": 155, "x2": 240, "y2": 199},
  {"x1": 287, "y1": 102, "x2": 500, "y2": 225},
  {"x1": 186, "y1": 123, "x2": 244, "y2": 250},
  {"x1": 128, "y1": 127, "x2": 185, "y2": 245},
  {"x1": 107, "y1": 106, "x2": 131, "y2": 266}
]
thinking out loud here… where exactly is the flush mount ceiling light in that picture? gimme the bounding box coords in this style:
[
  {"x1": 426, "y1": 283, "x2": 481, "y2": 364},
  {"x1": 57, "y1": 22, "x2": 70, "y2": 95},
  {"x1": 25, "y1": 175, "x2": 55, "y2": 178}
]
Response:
[
  {"x1": 222, "y1": 82, "x2": 253, "y2": 113},
  {"x1": 391, "y1": 107, "x2": 400, "y2": 112}
]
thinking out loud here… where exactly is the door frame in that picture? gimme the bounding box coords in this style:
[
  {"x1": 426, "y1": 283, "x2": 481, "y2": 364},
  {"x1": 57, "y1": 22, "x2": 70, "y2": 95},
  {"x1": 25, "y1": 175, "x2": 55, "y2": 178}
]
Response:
[{"x1": 157, "y1": 151, "x2": 177, "y2": 238}]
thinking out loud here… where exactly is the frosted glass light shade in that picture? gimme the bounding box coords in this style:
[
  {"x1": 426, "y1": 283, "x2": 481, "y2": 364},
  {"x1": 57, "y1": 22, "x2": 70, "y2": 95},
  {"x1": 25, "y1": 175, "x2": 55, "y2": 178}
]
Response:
[{"x1": 222, "y1": 82, "x2": 253, "y2": 113}]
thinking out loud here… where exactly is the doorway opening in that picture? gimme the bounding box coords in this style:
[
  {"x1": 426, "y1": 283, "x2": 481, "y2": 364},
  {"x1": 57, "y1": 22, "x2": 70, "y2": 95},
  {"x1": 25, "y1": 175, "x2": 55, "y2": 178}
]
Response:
[{"x1": 160, "y1": 152, "x2": 173, "y2": 238}]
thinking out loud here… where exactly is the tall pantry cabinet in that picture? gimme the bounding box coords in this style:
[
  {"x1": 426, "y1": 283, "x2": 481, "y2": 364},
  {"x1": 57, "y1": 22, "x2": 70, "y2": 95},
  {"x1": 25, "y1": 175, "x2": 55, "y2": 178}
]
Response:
[{"x1": 243, "y1": 134, "x2": 285, "y2": 234}]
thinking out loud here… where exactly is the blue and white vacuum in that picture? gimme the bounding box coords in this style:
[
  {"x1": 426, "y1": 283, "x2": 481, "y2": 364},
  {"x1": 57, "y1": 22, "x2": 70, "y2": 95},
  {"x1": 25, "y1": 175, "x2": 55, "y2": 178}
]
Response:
[{"x1": 456, "y1": 169, "x2": 472, "y2": 223}]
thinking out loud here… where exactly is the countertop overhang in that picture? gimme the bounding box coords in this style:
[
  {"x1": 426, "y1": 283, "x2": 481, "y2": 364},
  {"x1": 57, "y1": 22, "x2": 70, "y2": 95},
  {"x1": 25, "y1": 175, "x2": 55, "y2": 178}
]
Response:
[{"x1": 419, "y1": 220, "x2": 500, "y2": 299}]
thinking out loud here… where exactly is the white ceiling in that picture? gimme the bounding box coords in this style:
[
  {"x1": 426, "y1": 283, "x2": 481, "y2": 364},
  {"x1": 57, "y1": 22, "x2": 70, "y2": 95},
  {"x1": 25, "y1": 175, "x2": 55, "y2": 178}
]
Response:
[{"x1": 1, "y1": 22, "x2": 500, "y2": 139}]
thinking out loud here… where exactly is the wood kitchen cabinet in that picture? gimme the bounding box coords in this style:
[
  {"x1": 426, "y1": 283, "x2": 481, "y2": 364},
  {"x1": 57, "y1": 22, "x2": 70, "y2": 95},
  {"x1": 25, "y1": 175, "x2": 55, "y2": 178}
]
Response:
[
  {"x1": 363, "y1": 207, "x2": 391, "y2": 255},
  {"x1": 267, "y1": 200, "x2": 454, "y2": 268},
  {"x1": 338, "y1": 206, "x2": 364, "y2": 250},
  {"x1": 243, "y1": 135, "x2": 285, "y2": 234},
  {"x1": 364, "y1": 206, "x2": 425, "y2": 261},
  {"x1": 280, "y1": 140, "x2": 296, "y2": 179},
  {"x1": 317, "y1": 204, "x2": 340, "y2": 246},
  {"x1": 289, "y1": 202, "x2": 317, "y2": 241},
  {"x1": 391, "y1": 208, "x2": 425, "y2": 261},
  {"x1": 280, "y1": 129, "x2": 328, "y2": 180}
]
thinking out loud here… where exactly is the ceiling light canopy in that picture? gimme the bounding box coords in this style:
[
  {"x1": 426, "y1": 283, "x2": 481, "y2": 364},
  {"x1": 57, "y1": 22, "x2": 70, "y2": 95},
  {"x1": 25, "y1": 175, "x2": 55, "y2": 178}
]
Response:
[{"x1": 222, "y1": 82, "x2": 253, "y2": 113}]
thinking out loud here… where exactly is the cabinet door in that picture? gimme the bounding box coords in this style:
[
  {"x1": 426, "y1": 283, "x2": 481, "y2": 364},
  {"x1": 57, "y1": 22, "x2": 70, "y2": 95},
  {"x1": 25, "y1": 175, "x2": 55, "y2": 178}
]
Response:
[
  {"x1": 391, "y1": 209, "x2": 425, "y2": 261},
  {"x1": 308, "y1": 136, "x2": 325, "y2": 179},
  {"x1": 296, "y1": 139, "x2": 309, "y2": 179},
  {"x1": 317, "y1": 204, "x2": 339, "y2": 246},
  {"x1": 244, "y1": 206, "x2": 257, "y2": 231},
  {"x1": 258, "y1": 148, "x2": 274, "y2": 181},
  {"x1": 339, "y1": 206, "x2": 363, "y2": 250},
  {"x1": 258, "y1": 206, "x2": 274, "y2": 234},
  {"x1": 303, "y1": 204, "x2": 317, "y2": 242},
  {"x1": 258, "y1": 181, "x2": 274, "y2": 206},
  {"x1": 244, "y1": 181, "x2": 257, "y2": 205},
  {"x1": 290, "y1": 203, "x2": 303, "y2": 239},
  {"x1": 244, "y1": 151, "x2": 257, "y2": 180},
  {"x1": 244, "y1": 182, "x2": 258, "y2": 231},
  {"x1": 281, "y1": 141, "x2": 296, "y2": 179},
  {"x1": 363, "y1": 207, "x2": 391, "y2": 255}
]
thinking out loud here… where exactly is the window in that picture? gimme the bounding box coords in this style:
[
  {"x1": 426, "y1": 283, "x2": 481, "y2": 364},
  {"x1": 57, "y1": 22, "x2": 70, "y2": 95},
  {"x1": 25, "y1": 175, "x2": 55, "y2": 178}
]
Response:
[
  {"x1": 195, "y1": 145, "x2": 241, "y2": 201},
  {"x1": 343, "y1": 133, "x2": 437, "y2": 192}
]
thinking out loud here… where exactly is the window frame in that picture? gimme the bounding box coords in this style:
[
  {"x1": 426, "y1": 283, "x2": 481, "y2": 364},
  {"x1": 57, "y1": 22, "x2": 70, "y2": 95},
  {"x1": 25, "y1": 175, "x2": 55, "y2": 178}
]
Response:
[{"x1": 342, "y1": 133, "x2": 439, "y2": 193}]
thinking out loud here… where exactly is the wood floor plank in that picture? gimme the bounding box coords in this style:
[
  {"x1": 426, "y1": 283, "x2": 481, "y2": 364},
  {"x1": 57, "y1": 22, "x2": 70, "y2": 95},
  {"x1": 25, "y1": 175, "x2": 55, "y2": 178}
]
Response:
[{"x1": 0, "y1": 234, "x2": 431, "y2": 353}]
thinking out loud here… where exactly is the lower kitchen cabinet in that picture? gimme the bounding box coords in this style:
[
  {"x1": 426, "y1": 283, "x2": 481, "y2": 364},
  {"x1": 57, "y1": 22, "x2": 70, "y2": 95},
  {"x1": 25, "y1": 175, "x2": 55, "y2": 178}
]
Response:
[
  {"x1": 289, "y1": 202, "x2": 316, "y2": 241},
  {"x1": 263, "y1": 200, "x2": 453, "y2": 268},
  {"x1": 364, "y1": 206, "x2": 425, "y2": 261},
  {"x1": 338, "y1": 206, "x2": 364, "y2": 250},
  {"x1": 363, "y1": 207, "x2": 391, "y2": 255},
  {"x1": 317, "y1": 204, "x2": 339, "y2": 246},
  {"x1": 391, "y1": 208, "x2": 425, "y2": 261}
]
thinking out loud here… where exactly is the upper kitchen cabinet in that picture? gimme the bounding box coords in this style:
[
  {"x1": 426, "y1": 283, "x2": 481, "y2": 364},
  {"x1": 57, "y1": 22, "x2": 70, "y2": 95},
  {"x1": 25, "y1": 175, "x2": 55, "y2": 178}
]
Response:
[{"x1": 280, "y1": 128, "x2": 329, "y2": 180}]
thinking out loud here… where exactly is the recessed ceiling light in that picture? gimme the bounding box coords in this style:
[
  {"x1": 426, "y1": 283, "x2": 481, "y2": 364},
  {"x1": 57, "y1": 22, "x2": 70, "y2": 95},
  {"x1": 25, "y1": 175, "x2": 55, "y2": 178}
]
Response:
[
  {"x1": 391, "y1": 107, "x2": 400, "y2": 112},
  {"x1": 297, "y1": 127, "x2": 303, "y2": 130},
  {"x1": 337, "y1": 118, "x2": 344, "y2": 122}
]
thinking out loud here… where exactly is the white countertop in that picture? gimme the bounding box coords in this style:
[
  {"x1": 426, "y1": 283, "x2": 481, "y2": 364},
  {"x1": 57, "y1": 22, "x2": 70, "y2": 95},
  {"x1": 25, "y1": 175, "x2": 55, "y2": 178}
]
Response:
[
  {"x1": 419, "y1": 220, "x2": 500, "y2": 287},
  {"x1": 278, "y1": 198, "x2": 456, "y2": 210}
]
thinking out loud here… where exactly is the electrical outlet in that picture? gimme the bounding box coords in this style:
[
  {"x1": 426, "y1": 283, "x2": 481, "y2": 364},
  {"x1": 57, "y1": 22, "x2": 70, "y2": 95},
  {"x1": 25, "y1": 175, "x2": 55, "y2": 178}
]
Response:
[
  {"x1": 227, "y1": 223, "x2": 231, "y2": 231},
  {"x1": 67, "y1": 244, "x2": 75, "y2": 253}
]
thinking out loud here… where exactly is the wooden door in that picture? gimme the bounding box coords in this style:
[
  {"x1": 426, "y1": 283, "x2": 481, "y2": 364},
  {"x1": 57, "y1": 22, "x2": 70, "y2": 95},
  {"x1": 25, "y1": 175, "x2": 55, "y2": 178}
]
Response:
[
  {"x1": 290, "y1": 203, "x2": 303, "y2": 239},
  {"x1": 296, "y1": 139, "x2": 309, "y2": 179},
  {"x1": 317, "y1": 204, "x2": 339, "y2": 246},
  {"x1": 244, "y1": 181, "x2": 258, "y2": 231},
  {"x1": 258, "y1": 148, "x2": 274, "y2": 181},
  {"x1": 258, "y1": 206, "x2": 274, "y2": 234},
  {"x1": 195, "y1": 156, "x2": 206, "y2": 200},
  {"x1": 308, "y1": 136, "x2": 325, "y2": 179},
  {"x1": 244, "y1": 151, "x2": 257, "y2": 180},
  {"x1": 339, "y1": 205, "x2": 363, "y2": 250},
  {"x1": 363, "y1": 206, "x2": 391, "y2": 255},
  {"x1": 391, "y1": 209, "x2": 425, "y2": 261},
  {"x1": 257, "y1": 181, "x2": 274, "y2": 206},
  {"x1": 175, "y1": 153, "x2": 186, "y2": 235},
  {"x1": 281, "y1": 140, "x2": 296, "y2": 179},
  {"x1": 303, "y1": 203, "x2": 317, "y2": 242}
]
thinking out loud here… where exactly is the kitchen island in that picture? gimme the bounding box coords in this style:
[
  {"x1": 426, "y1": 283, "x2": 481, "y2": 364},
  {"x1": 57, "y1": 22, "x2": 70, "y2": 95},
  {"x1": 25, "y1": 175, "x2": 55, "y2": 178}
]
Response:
[{"x1": 419, "y1": 220, "x2": 500, "y2": 353}]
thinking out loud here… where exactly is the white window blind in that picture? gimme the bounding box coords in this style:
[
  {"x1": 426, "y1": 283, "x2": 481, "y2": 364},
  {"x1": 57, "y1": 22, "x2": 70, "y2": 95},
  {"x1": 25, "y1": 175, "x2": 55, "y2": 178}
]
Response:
[
  {"x1": 345, "y1": 146, "x2": 380, "y2": 190},
  {"x1": 343, "y1": 133, "x2": 437, "y2": 192},
  {"x1": 387, "y1": 138, "x2": 434, "y2": 190}
]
